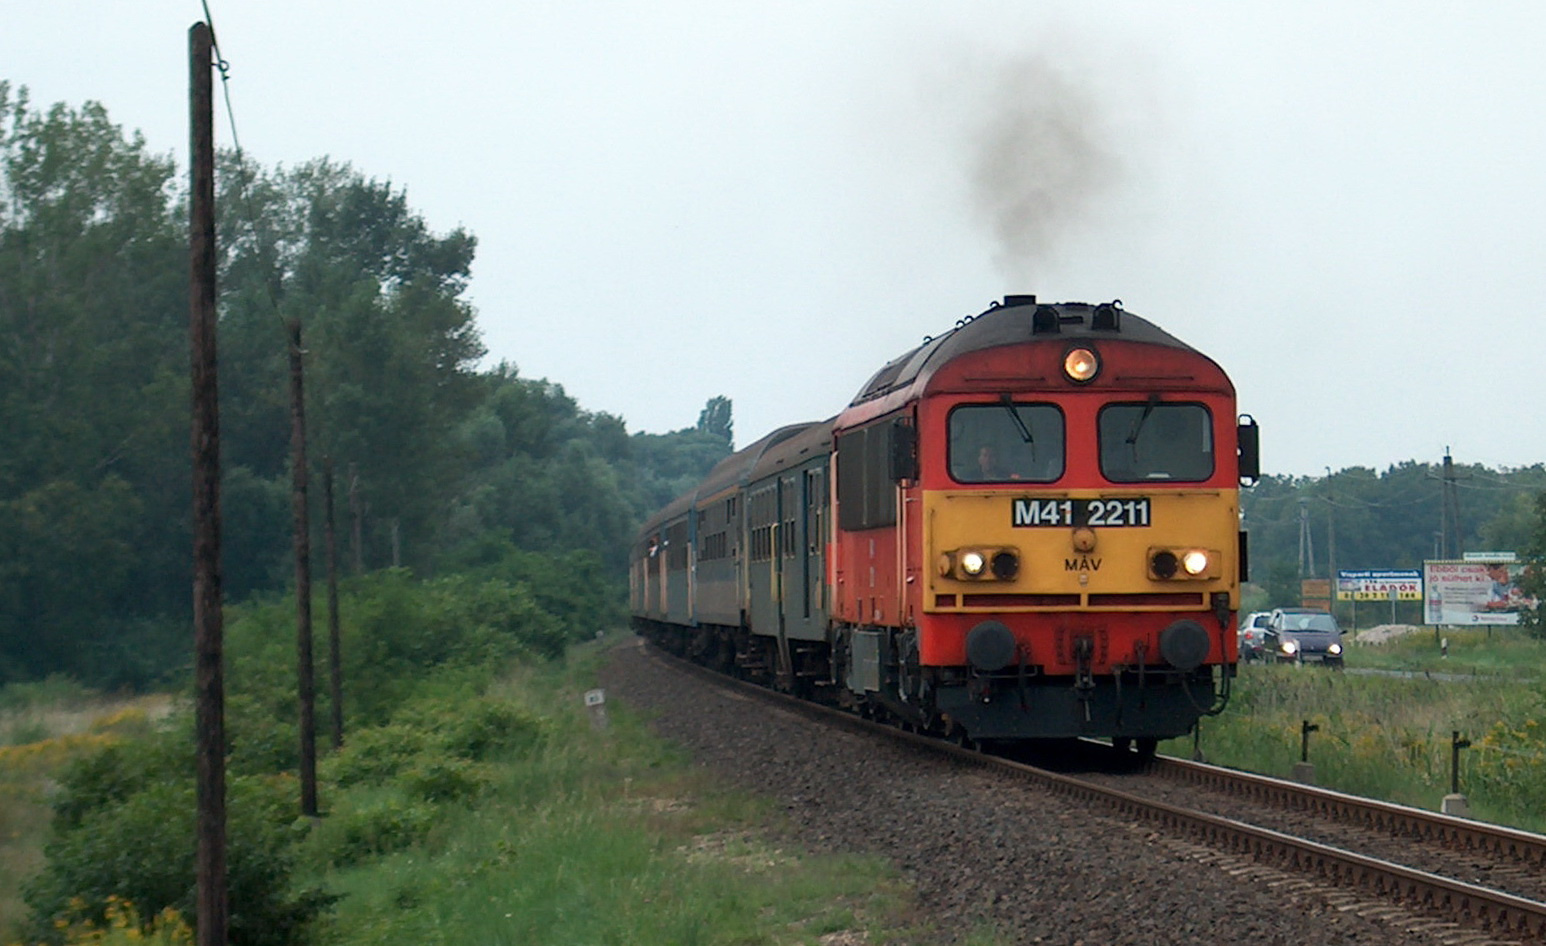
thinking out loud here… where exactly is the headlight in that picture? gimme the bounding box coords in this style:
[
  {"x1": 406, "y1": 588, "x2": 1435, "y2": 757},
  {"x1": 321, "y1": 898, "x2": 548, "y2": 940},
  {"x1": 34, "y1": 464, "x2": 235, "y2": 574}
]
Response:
[
  {"x1": 1328, "y1": 642, "x2": 1343, "y2": 656},
  {"x1": 942, "y1": 547, "x2": 1021, "y2": 581},
  {"x1": 1280, "y1": 640, "x2": 1299, "y2": 655},
  {"x1": 1148, "y1": 546, "x2": 1220, "y2": 581},
  {"x1": 1063, "y1": 347, "x2": 1099, "y2": 383}
]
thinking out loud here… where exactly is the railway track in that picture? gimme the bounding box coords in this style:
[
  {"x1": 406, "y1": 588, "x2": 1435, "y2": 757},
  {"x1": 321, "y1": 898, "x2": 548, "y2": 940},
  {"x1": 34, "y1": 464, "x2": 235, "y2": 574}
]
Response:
[{"x1": 644, "y1": 643, "x2": 1546, "y2": 944}]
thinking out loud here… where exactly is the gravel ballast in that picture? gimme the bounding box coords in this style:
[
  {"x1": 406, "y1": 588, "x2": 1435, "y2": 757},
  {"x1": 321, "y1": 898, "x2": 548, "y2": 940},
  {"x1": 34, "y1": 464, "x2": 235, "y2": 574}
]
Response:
[{"x1": 599, "y1": 639, "x2": 1508, "y2": 946}]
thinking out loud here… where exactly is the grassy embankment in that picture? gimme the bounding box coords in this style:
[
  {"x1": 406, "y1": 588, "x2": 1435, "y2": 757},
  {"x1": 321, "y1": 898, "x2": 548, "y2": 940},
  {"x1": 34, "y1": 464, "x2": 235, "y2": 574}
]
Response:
[
  {"x1": 3, "y1": 636, "x2": 996, "y2": 946},
  {"x1": 1164, "y1": 627, "x2": 1546, "y2": 830}
]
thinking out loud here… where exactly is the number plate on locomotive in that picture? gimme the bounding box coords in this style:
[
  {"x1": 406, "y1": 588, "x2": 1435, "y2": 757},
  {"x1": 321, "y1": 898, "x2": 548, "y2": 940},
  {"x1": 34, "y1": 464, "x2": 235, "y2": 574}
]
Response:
[{"x1": 1011, "y1": 497, "x2": 1152, "y2": 528}]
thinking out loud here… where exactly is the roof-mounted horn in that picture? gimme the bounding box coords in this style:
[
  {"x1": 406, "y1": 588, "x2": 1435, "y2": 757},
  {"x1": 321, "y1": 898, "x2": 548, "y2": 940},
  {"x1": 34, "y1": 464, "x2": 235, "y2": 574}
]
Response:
[{"x1": 1092, "y1": 301, "x2": 1122, "y2": 332}]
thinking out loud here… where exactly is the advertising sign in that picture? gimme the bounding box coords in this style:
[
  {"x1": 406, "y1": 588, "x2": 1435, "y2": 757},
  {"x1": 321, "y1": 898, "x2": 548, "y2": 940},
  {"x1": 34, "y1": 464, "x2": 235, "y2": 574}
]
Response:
[
  {"x1": 1423, "y1": 559, "x2": 1536, "y2": 626},
  {"x1": 1336, "y1": 570, "x2": 1422, "y2": 601}
]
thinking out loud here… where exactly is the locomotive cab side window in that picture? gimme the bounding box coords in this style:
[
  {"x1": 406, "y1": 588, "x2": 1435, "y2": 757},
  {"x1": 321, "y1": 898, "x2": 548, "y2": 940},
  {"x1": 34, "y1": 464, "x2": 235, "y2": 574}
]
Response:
[
  {"x1": 1098, "y1": 401, "x2": 1213, "y2": 482},
  {"x1": 948, "y1": 403, "x2": 1065, "y2": 484}
]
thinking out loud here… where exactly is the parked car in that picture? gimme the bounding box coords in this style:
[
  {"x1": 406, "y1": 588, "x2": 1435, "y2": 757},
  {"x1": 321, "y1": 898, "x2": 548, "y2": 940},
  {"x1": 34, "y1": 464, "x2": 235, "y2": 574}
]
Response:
[
  {"x1": 1265, "y1": 608, "x2": 1345, "y2": 666},
  {"x1": 1238, "y1": 611, "x2": 1272, "y2": 662}
]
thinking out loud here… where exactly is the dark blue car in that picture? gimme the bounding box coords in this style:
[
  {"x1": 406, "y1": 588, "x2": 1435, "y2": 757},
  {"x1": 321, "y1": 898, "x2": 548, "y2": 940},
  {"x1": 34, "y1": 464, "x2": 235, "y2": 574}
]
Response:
[{"x1": 1265, "y1": 608, "x2": 1345, "y2": 667}]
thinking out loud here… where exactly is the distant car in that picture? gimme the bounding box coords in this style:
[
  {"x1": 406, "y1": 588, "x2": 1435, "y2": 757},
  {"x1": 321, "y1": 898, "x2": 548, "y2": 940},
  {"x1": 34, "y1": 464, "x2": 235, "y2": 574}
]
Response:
[
  {"x1": 1265, "y1": 608, "x2": 1345, "y2": 666},
  {"x1": 1238, "y1": 611, "x2": 1272, "y2": 662}
]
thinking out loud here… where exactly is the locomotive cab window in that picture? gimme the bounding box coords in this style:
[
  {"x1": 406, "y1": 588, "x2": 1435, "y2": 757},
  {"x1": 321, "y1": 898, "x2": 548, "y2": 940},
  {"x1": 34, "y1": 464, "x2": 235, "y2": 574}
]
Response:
[
  {"x1": 948, "y1": 403, "x2": 1065, "y2": 484},
  {"x1": 1098, "y1": 401, "x2": 1213, "y2": 483}
]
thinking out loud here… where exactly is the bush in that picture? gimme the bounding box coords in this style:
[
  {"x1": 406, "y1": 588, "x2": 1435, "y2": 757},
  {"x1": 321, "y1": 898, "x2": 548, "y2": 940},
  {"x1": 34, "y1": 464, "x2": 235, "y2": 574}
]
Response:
[
  {"x1": 321, "y1": 723, "x2": 431, "y2": 788},
  {"x1": 24, "y1": 775, "x2": 332, "y2": 946},
  {"x1": 396, "y1": 756, "x2": 495, "y2": 803},
  {"x1": 315, "y1": 795, "x2": 437, "y2": 867},
  {"x1": 391, "y1": 694, "x2": 547, "y2": 762}
]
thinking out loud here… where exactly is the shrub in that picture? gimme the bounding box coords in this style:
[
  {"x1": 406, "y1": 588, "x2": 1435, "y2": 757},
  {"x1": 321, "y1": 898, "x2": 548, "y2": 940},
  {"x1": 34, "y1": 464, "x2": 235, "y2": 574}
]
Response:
[
  {"x1": 23, "y1": 775, "x2": 332, "y2": 946},
  {"x1": 321, "y1": 723, "x2": 431, "y2": 788},
  {"x1": 392, "y1": 694, "x2": 548, "y2": 762},
  {"x1": 315, "y1": 796, "x2": 437, "y2": 867},
  {"x1": 396, "y1": 756, "x2": 495, "y2": 803}
]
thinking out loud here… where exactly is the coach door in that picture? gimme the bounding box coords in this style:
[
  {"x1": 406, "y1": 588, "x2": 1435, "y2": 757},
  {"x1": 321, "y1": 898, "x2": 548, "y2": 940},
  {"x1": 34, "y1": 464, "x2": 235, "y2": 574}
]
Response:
[{"x1": 804, "y1": 466, "x2": 825, "y2": 623}]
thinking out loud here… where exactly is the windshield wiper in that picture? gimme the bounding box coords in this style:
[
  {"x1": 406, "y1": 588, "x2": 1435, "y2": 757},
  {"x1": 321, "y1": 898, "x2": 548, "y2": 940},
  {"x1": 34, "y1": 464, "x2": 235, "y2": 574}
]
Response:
[
  {"x1": 1125, "y1": 393, "x2": 1162, "y2": 447},
  {"x1": 1000, "y1": 393, "x2": 1034, "y2": 447}
]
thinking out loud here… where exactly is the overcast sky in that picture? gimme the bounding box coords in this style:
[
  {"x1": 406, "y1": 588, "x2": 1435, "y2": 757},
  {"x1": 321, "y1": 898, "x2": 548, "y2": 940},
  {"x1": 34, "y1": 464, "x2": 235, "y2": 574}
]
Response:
[{"x1": 5, "y1": 2, "x2": 1544, "y2": 477}]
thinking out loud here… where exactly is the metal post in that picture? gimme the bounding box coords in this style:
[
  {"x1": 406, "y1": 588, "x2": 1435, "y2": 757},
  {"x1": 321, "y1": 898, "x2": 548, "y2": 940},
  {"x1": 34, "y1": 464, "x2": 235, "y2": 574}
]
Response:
[
  {"x1": 1301, "y1": 719, "x2": 1319, "y2": 763},
  {"x1": 1451, "y1": 731, "x2": 1471, "y2": 795},
  {"x1": 188, "y1": 21, "x2": 228, "y2": 946}
]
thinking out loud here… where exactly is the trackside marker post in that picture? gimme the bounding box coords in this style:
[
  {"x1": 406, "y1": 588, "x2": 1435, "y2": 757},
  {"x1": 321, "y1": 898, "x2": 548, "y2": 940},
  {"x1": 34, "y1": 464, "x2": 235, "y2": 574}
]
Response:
[{"x1": 585, "y1": 688, "x2": 608, "y2": 731}]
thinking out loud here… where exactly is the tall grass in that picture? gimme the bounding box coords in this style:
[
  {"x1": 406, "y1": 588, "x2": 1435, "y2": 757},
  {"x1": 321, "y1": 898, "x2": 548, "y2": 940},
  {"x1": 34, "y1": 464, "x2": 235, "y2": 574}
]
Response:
[{"x1": 1172, "y1": 643, "x2": 1546, "y2": 830}]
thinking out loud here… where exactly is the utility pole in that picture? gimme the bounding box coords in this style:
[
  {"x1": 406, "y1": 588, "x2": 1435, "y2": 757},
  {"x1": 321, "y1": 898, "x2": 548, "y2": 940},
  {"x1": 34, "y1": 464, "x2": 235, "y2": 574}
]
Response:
[
  {"x1": 188, "y1": 21, "x2": 228, "y2": 946},
  {"x1": 289, "y1": 319, "x2": 319, "y2": 818},
  {"x1": 1297, "y1": 497, "x2": 1315, "y2": 579},
  {"x1": 1324, "y1": 467, "x2": 1336, "y2": 581},
  {"x1": 324, "y1": 457, "x2": 344, "y2": 750},
  {"x1": 1441, "y1": 447, "x2": 1463, "y2": 559}
]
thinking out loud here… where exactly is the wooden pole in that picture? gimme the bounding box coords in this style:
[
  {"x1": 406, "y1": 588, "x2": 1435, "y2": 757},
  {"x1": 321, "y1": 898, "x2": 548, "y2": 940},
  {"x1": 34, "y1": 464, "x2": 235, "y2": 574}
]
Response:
[
  {"x1": 188, "y1": 21, "x2": 228, "y2": 946},
  {"x1": 348, "y1": 463, "x2": 363, "y2": 574},
  {"x1": 288, "y1": 319, "x2": 319, "y2": 817},
  {"x1": 324, "y1": 457, "x2": 343, "y2": 750}
]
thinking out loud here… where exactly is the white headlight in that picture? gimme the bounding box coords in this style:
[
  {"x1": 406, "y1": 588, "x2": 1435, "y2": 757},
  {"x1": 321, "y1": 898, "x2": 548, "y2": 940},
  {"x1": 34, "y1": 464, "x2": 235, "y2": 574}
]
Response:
[
  {"x1": 960, "y1": 551, "x2": 986, "y2": 576},
  {"x1": 1328, "y1": 642, "x2": 1343, "y2": 656},
  {"x1": 1181, "y1": 550, "x2": 1210, "y2": 575},
  {"x1": 1281, "y1": 640, "x2": 1299, "y2": 655}
]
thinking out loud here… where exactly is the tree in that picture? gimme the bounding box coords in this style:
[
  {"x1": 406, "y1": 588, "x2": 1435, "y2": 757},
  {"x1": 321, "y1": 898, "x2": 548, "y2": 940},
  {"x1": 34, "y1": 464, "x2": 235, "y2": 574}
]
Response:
[
  {"x1": 215, "y1": 157, "x2": 485, "y2": 577},
  {"x1": 0, "y1": 85, "x2": 188, "y2": 683},
  {"x1": 696, "y1": 395, "x2": 733, "y2": 446}
]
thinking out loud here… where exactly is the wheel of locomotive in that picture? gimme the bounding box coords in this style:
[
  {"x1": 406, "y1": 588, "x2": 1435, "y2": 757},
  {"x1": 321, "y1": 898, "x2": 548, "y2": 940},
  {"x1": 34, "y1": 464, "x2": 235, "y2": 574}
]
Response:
[
  {"x1": 1112, "y1": 736, "x2": 1133, "y2": 754},
  {"x1": 1136, "y1": 737, "x2": 1158, "y2": 760}
]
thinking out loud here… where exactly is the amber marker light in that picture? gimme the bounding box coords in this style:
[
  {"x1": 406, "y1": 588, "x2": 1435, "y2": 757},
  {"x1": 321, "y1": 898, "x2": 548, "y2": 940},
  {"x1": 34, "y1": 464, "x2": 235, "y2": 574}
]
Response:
[{"x1": 1063, "y1": 347, "x2": 1099, "y2": 383}]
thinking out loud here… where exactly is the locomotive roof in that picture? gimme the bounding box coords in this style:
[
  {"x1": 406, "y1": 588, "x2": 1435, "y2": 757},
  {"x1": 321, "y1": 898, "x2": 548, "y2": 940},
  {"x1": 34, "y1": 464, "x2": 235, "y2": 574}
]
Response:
[{"x1": 850, "y1": 297, "x2": 1199, "y2": 408}]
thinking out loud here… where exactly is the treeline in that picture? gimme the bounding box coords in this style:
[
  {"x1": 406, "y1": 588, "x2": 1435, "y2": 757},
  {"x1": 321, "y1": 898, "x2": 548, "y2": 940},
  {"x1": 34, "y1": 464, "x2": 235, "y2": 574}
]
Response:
[
  {"x1": 1243, "y1": 462, "x2": 1546, "y2": 608},
  {"x1": 0, "y1": 84, "x2": 732, "y2": 689}
]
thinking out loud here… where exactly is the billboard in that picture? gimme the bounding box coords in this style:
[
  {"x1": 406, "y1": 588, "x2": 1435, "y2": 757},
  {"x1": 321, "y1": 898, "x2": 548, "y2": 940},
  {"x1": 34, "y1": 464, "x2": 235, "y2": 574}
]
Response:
[
  {"x1": 1336, "y1": 570, "x2": 1422, "y2": 601},
  {"x1": 1423, "y1": 559, "x2": 1536, "y2": 626}
]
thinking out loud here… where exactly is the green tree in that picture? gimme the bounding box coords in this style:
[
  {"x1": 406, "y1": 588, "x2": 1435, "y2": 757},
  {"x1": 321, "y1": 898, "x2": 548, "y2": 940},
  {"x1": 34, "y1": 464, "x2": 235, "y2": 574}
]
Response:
[
  {"x1": 216, "y1": 157, "x2": 486, "y2": 578},
  {"x1": 696, "y1": 395, "x2": 733, "y2": 445},
  {"x1": 0, "y1": 84, "x2": 188, "y2": 683}
]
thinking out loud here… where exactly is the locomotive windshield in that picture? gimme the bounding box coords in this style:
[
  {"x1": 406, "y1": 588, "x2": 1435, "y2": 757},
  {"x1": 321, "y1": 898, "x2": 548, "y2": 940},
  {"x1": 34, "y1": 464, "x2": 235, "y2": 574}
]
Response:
[
  {"x1": 948, "y1": 402, "x2": 1065, "y2": 483},
  {"x1": 1098, "y1": 401, "x2": 1213, "y2": 482}
]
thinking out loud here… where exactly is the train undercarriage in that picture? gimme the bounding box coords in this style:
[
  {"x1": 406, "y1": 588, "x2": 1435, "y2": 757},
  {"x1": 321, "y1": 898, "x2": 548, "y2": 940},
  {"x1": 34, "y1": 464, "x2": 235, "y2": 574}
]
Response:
[{"x1": 631, "y1": 617, "x2": 1229, "y2": 756}]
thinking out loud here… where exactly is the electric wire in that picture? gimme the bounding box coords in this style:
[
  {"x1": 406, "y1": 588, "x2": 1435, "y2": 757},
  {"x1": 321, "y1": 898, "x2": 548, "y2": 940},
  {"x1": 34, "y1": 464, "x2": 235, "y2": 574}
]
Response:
[{"x1": 197, "y1": 1, "x2": 291, "y2": 337}]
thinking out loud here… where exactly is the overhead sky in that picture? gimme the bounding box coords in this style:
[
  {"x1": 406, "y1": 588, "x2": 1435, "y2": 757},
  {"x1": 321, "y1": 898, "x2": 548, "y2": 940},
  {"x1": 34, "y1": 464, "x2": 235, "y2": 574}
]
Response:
[{"x1": 5, "y1": 2, "x2": 1543, "y2": 476}]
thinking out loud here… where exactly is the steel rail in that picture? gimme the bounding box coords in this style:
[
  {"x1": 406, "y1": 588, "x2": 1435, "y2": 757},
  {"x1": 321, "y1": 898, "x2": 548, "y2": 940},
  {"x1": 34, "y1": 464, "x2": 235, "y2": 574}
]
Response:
[
  {"x1": 641, "y1": 643, "x2": 1546, "y2": 942},
  {"x1": 1150, "y1": 754, "x2": 1546, "y2": 868}
]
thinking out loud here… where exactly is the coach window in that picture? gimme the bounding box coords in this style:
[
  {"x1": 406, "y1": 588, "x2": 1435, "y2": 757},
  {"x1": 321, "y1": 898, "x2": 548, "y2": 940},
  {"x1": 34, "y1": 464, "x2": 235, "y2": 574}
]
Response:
[
  {"x1": 948, "y1": 403, "x2": 1064, "y2": 484},
  {"x1": 1098, "y1": 401, "x2": 1213, "y2": 482}
]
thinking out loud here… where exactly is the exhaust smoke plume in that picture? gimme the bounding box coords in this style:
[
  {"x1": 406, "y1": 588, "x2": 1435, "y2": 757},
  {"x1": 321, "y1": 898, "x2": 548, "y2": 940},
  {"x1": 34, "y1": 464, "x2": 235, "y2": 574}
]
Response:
[{"x1": 962, "y1": 53, "x2": 1118, "y2": 281}]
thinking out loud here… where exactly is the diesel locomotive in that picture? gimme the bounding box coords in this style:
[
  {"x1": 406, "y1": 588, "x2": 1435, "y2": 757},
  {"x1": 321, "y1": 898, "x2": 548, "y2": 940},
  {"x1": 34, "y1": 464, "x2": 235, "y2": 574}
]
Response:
[{"x1": 630, "y1": 295, "x2": 1259, "y2": 753}]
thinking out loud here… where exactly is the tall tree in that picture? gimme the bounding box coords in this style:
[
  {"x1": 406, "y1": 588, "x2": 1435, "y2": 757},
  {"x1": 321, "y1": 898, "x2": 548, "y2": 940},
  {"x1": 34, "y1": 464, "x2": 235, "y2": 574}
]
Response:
[{"x1": 0, "y1": 85, "x2": 188, "y2": 682}]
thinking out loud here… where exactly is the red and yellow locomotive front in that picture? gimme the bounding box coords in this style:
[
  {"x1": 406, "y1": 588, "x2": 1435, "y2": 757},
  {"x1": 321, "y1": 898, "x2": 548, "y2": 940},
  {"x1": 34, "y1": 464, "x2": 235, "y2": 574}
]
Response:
[{"x1": 833, "y1": 300, "x2": 1249, "y2": 744}]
